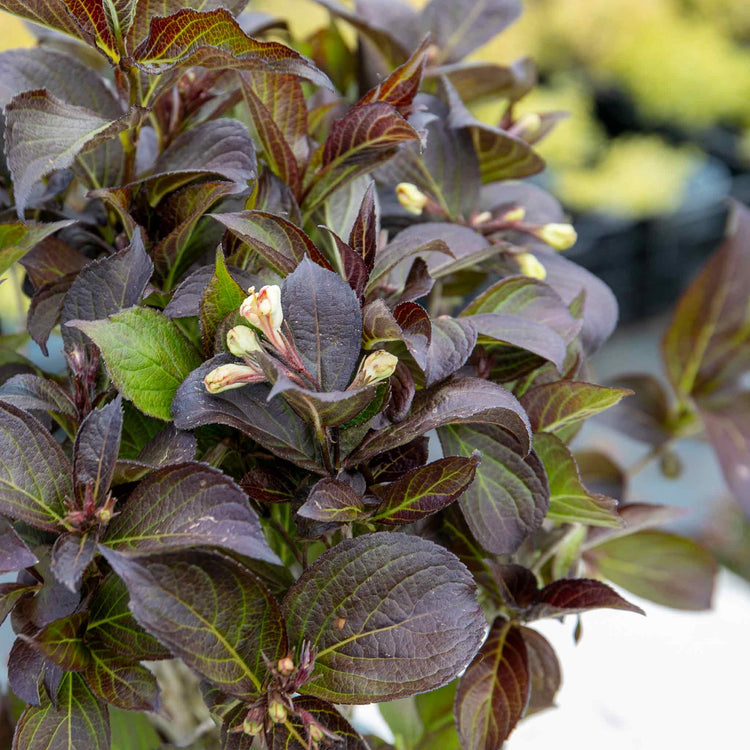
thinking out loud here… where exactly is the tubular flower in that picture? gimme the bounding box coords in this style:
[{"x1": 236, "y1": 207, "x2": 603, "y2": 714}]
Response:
[
  {"x1": 516, "y1": 252, "x2": 547, "y2": 280},
  {"x1": 536, "y1": 222, "x2": 577, "y2": 251},
  {"x1": 204, "y1": 363, "x2": 265, "y2": 394},
  {"x1": 350, "y1": 350, "x2": 399, "y2": 389},
  {"x1": 226, "y1": 325, "x2": 262, "y2": 358},
  {"x1": 396, "y1": 182, "x2": 428, "y2": 215},
  {"x1": 240, "y1": 285, "x2": 283, "y2": 335}
]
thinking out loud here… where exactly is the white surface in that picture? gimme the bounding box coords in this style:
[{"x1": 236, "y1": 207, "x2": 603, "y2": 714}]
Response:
[{"x1": 357, "y1": 570, "x2": 749, "y2": 749}]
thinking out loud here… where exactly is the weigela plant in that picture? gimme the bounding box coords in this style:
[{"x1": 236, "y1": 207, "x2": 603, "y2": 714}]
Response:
[{"x1": 0, "y1": 1, "x2": 743, "y2": 748}]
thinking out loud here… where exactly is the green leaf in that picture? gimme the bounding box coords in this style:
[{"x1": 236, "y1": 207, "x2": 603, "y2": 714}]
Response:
[
  {"x1": 520, "y1": 381, "x2": 632, "y2": 436},
  {"x1": 102, "y1": 549, "x2": 287, "y2": 700},
  {"x1": 439, "y1": 424, "x2": 549, "y2": 555},
  {"x1": 371, "y1": 456, "x2": 480, "y2": 525},
  {"x1": 303, "y1": 102, "x2": 420, "y2": 214},
  {"x1": 133, "y1": 7, "x2": 330, "y2": 89},
  {"x1": 0, "y1": 221, "x2": 74, "y2": 276},
  {"x1": 663, "y1": 201, "x2": 750, "y2": 398},
  {"x1": 297, "y1": 477, "x2": 366, "y2": 522},
  {"x1": 101, "y1": 462, "x2": 280, "y2": 564},
  {"x1": 585, "y1": 531, "x2": 717, "y2": 611},
  {"x1": 0, "y1": 401, "x2": 71, "y2": 531},
  {"x1": 109, "y1": 707, "x2": 161, "y2": 750},
  {"x1": 199, "y1": 249, "x2": 247, "y2": 351},
  {"x1": 23, "y1": 612, "x2": 90, "y2": 672},
  {"x1": 283, "y1": 532, "x2": 485, "y2": 703},
  {"x1": 12, "y1": 672, "x2": 110, "y2": 750},
  {"x1": 87, "y1": 573, "x2": 170, "y2": 661},
  {"x1": 82, "y1": 644, "x2": 160, "y2": 711},
  {"x1": 68, "y1": 307, "x2": 202, "y2": 421},
  {"x1": 533, "y1": 432, "x2": 622, "y2": 527},
  {"x1": 4, "y1": 89, "x2": 146, "y2": 217},
  {"x1": 454, "y1": 617, "x2": 529, "y2": 750}
]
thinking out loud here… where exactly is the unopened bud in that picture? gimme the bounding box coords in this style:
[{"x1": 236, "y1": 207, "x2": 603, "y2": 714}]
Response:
[
  {"x1": 277, "y1": 656, "x2": 295, "y2": 676},
  {"x1": 227, "y1": 325, "x2": 262, "y2": 357},
  {"x1": 96, "y1": 507, "x2": 112, "y2": 524},
  {"x1": 501, "y1": 206, "x2": 526, "y2": 223},
  {"x1": 204, "y1": 363, "x2": 264, "y2": 394},
  {"x1": 242, "y1": 717, "x2": 263, "y2": 736},
  {"x1": 309, "y1": 724, "x2": 325, "y2": 742},
  {"x1": 240, "y1": 285, "x2": 283, "y2": 333},
  {"x1": 396, "y1": 183, "x2": 428, "y2": 215},
  {"x1": 268, "y1": 701, "x2": 288, "y2": 724},
  {"x1": 537, "y1": 222, "x2": 577, "y2": 251},
  {"x1": 513, "y1": 112, "x2": 542, "y2": 140},
  {"x1": 351, "y1": 350, "x2": 398, "y2": 388},
  {"x1": 515, "y1": 252, "x2": 547, "y2": 280},
  {"x1": 472, "y1": 210, "x2": 492, "y2": 225}
]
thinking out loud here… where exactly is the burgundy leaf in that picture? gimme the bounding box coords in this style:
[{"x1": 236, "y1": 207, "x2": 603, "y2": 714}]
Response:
[
  {"x1": 298, "y1": 477, "x2": 366, "y2": 522},
  {"x1": 528, "y1": 578, "x2": 644, "y2": 620},
  {"x1": 50, "y1": 532, "x2": 97, "y2": 593},
  {"x1": 0, "y1": 518, "x2": 38, "y2": 574},
  {"x1": 521, "y1": 627, "x2": 561, "y2": 715}
]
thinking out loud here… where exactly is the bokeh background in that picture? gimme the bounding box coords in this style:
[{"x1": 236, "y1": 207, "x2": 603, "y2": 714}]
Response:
[{"x1": 1, "y1": 1, "x2": 748, "y2": 748}]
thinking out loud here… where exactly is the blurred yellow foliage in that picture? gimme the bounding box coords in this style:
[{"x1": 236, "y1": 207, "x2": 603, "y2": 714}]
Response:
[
  {"x1": 0, "y1": 12, "x2": 33, "y2": 51},
  {"x1": 555, "y1": 136, "x2": 704, "y2": 218}
]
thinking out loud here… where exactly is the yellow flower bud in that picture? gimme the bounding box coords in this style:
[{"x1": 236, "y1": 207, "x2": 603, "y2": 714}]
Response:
[
  {"x1": 396, "y1": 182, "x2": 428, "y2": 215},
  {"x1": 516, "y1": 252, "x2": 547, "y2": 280},
  {"x1": 277, "y1": 656, "x2": 295, "y2": 676},
  {"x1": 226, "y1": 326, "x2": 262, "y2": 358},
  {"x1": 537, "y1": 223, "x2": 577, "y2": 251},
  {"x1": 203, "y1": 363, "x2": 264, "y2": 394},
  {"x1": 351, "y1": 350, "x2": 399, "y2": 389},
  {"x1": 514, "y1": 112, "x2": 542, "y2": 140},
  {"x1": 501, "y1": 206, "x2": 526, "y2": 223},
  {"x1": 240, "y1": 285, "x2": 283, "y2": 333},
  {"x1": 472, "y1": 210, "x2": 493, "y2": 225}
]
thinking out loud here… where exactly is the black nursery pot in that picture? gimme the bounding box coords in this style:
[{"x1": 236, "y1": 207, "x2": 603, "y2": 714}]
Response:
[{"x1": 565, "y1": 157, "x2": 731, "y2": 324}]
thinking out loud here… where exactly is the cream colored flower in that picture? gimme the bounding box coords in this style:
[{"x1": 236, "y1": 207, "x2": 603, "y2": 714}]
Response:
[{"x1": 204, "y1": 363, "x2": 264, "y2": 394}]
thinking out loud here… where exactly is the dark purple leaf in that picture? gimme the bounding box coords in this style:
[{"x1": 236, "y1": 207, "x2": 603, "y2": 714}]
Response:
[
  {"x1": 533, "y1": 432, "x2": 621, "y2": 527},
  {"x1": 282, "y1": 257, "x2": 363, "y2": 391},
  {"x1": 172, "y1": 354, "x2": 320, "y2": 471},
  {"x1": 521, "y1": 627, "x2": 561, "y2": 715},
  {"x1": 113, "y1": 424, "x2": 197, "y2": 484},
  {"x1": 520, "y1": 381, "x2": 631, "y2": 436},
  {"x1": 0, "y1": 1, "x2": 89, "y2": 44},
  {"x1": 0, "y1": 581, "x2": 39, "y2": 625},
  {"x1": 50, "y1": 532, "x2": 97, "y2": 593},
  {"x1": 420, "y1": 0, "x2": 521, "y2": 63},
  {"x1": 73, "y1": 396, "x2": 122, "y2": 507},
  {"x1": 61, "y1": 229, "x2": 153, "y2": 352},
  {"x1": 527, "y1": 578, "x2": 644, "y2": 620},
  {"x1": 298, "y1": 477, "x2": 366, "y2": 522},
  {"x1": 283, "y1": 532, "x2": 485, "y2": 703},
  {"x1": 454, "y1": 616, "x2": 529, "y2": 750},
  {"x1": 0, "y1": 220, "x2": 75, "y2": 277},
  {"x1": 431, "y1": 58, "x2": 536, "y2": 104},
  {"x1": 304, "y1": 102, "x2": 420, "y2": 213},
  {"x1": 349, "y1": 182, "x2": 379, "y2": 272},
  {"x1": 22, "y1": 612, "x2": 90, "y2": 672},
  {"x1": 371, "y1": 455, "x2": 480, "y2": 525},
  {"x1": 663, "y1": 201, "x2": 750, "y2": 398},
  {"x1": 701, "y1": 393, "x2": 750, "y2": 516},
  {"x1": 12, "y1": 672, "x2": 110, "y2": 750},
  {"x1": 424, "y1": 317, "x2": 477, "y2": 386},
  {"x1": 8, "y1": 637, "x2": 43, "y2": 705},
  {"x1": 0, "y1": 518, "x2": 38, "y2": 573},
  {"x1": 213, "y1": 210, "x2": 330, "y2": 277},
  {"x1": 82, "y1": 644, "x2": 160, "y2": 712},
  {"x1": 26, "y1": 272, "x2": 78, "y2": 355},
  {"x1": 240, "y1": 468, "x2": 295, "y2": 505},
  {"x1": 20, "y1": 237, "x2": 87, "y2": 289},
  {"x1": 537, "y1": 250, "x2": 618, "y2": 353},
  {"x1": 133, "y1": 7, "x2": 331, "y2": 90},
  {"x1": 0, "y1": 401, "x2": 71, "y2": 531},
  {"x1": 439, "y1": 424, "x2": 549, "y2": 555},
  {"x1": 102, "y1": 462, "x2": 280, "y2": 564},
  {"x1": 0, "y1": 374, "x2": 77, "y2": 431},
  {"x1": 87, "y1": 573, "x2": 171, "y2": 662},
  {"x1": 102, "y1": 549, "x2": 288, "y2": 700},
  {"x1": 370, "y1": 437, "x2": 430, "y2": 482},
  {"x1": 585, "y1": 531, "x2": 717, "y2": 611},
  {"x1": 352, "y1": 377, "x2": 531, "y2": 463},
  {"x1": 136, "y1": 119, "x2": 256, "y2": 207},
  {"x1": 5, "y1": 90, "x2": 146, "y2": 217}
]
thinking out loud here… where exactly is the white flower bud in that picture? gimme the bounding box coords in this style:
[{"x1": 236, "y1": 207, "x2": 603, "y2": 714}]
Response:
[
  {"x1": 226, "y1": 326, "x2": 262, "y2": 357},
  {"x1": 351, "y1": 350, "x2": 399, "y2": 388},
  {"x1": 203, "y1": 363, "x2": 264, "y2": 394},
  {"x1": 240, "y1": 285, "x2": 283, "y2": 333}
]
